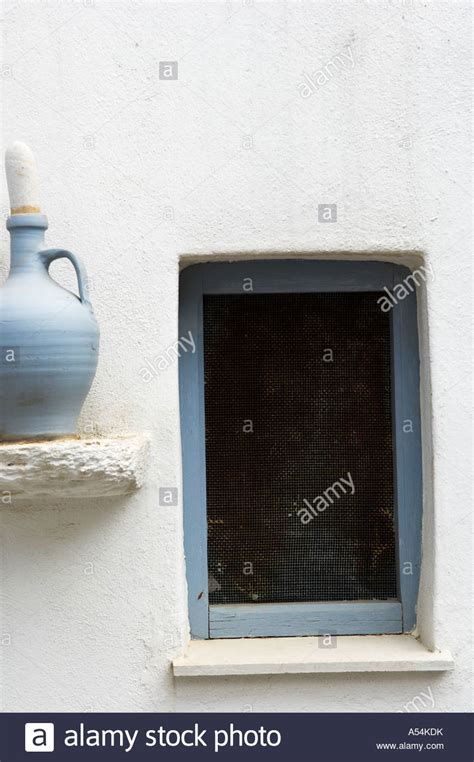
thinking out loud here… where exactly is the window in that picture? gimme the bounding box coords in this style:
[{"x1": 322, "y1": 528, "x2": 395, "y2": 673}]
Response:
[{"x1": 179, "y1": 261, "x2": 422, "y2": 639}]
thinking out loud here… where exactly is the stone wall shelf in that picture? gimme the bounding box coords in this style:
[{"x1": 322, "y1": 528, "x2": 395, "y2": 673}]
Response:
[{"x1": 0, "y1": 435, "x2": 151, "y2": 499}]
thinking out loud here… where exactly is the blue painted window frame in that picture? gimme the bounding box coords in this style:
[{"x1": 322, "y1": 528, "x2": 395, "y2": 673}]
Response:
[{"x1": 179, "y1": 261, "x2": 423, "y2": 639}]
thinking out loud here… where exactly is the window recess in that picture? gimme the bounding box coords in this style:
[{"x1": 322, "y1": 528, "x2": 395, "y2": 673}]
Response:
[{"x1": 179, "y1": 261, "x2": 422, "y2": 639}]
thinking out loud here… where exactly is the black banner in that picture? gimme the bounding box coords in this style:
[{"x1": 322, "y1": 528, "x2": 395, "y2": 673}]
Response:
[{"x1": 1, "y1": 712, "x2": 472, "y2": 761}]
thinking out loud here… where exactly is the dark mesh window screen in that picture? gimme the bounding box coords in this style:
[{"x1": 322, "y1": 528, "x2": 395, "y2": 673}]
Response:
[{"x1": 203, "y1": 292, "x2": 397, "y2": 605}]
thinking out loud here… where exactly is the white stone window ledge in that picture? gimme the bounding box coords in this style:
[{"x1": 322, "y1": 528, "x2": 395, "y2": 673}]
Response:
[
  {"x1": 0, "y1": 435, "x2": 151, "y2": 499},
  {"x1": 172, "y1": 635, "x2": 453, "y2": 677}
]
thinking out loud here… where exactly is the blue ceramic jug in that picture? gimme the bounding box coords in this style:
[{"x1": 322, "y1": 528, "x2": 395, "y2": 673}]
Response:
[{"x1": 0, "y1": 214, "x2": 99, "y2": 441}]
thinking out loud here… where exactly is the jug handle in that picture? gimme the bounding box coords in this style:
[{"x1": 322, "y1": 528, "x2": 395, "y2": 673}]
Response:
[{"x1": 38, "y1": 248, "x2": 91, "y2": 306}]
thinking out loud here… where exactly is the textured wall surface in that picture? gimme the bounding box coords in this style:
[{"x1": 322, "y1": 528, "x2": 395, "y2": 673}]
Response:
[{"x1": 0, "y1": 0, "x2": 471, "y2": 712}]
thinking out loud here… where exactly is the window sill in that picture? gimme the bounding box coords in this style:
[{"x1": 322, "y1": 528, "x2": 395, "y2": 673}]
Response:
[{"x1": 172, "y1": 635, "x2": 454, "y2": 677}]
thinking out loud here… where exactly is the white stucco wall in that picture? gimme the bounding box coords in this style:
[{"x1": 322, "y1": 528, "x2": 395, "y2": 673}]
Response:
[{"x1": 0, "y1": 0, "x2": 471, "y2": 712}]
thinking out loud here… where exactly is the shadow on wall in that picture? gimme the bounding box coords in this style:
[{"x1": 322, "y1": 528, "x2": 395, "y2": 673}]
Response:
[{"x1": 174, "y1": 671, "x2": 448, "y2": 713}]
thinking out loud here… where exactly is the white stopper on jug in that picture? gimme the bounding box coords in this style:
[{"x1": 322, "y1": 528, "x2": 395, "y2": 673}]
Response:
[{"x1": 5, "y1": 141, "x2": 41, "y2": 215}]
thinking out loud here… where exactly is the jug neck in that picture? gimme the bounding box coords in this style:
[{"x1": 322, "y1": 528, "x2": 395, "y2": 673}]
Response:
[{"x1": 7, "y1": 214, "x2": 49, "y2": 272}]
